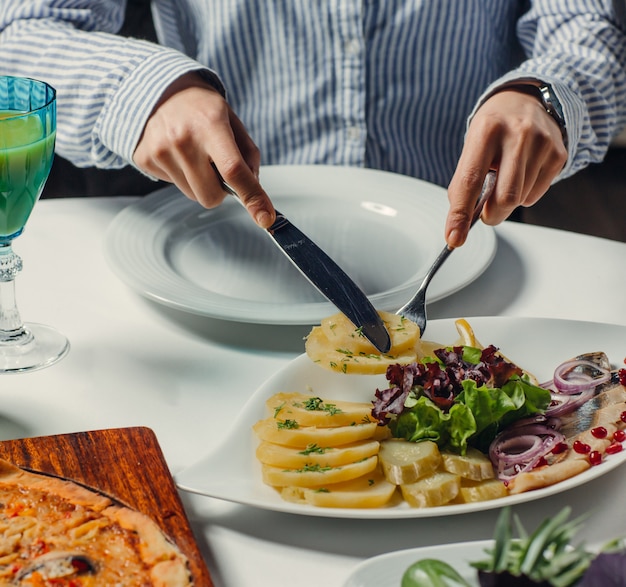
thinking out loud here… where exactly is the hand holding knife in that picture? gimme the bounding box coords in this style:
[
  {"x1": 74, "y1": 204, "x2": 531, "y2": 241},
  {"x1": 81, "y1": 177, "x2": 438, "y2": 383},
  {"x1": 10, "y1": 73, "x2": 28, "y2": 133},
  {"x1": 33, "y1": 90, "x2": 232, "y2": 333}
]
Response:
[{"x1": 210, "y1": 163, "x2": 392, "y2": 353}]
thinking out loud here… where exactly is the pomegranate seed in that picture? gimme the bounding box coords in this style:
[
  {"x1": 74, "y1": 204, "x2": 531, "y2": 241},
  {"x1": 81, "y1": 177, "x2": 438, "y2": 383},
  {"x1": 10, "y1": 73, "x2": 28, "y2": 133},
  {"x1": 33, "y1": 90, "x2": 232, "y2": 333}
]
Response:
[
  {"x1": 533, "y1": 457, "x2": 548, "y2": 468},
  {"x1": 589, "y1": 450, "x2": 602, "y2": 465},
  {"x1": 619, "y1": 368, "x2": 626, "y2": 387},
  {"x1": 551, "y1": 441, "x2": 569, "y2": 454},
  {"x1": 621, "y1": 411, "x2": 626, "y2": 424},
  {"x1": 614, "y1": 429, "x2": 626, "y2": 443},
  {"x1": 591, "y1": 426, "x2": 608, "y2": 439},
  {"x1": 573, "y1": 440, "x2": 591, "y2": 454},
  {"x1": 606, "y1": 442, "x2": 623, "y2": 455}
]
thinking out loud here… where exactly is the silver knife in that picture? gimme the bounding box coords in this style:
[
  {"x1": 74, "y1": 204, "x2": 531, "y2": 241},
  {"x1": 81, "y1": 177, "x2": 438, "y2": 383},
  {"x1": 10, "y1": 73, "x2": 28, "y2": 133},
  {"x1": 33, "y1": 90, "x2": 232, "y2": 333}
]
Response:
[{"x1": 211, "y1": 164, "x2": 391, "y2": 353}]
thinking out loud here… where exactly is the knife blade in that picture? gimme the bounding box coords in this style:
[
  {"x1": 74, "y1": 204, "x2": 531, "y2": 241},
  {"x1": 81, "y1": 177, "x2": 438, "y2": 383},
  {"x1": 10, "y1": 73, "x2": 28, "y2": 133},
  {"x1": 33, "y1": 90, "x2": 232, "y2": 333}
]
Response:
[{"x1": 210, "y1": 164, "x2": 391, "y2": 353}]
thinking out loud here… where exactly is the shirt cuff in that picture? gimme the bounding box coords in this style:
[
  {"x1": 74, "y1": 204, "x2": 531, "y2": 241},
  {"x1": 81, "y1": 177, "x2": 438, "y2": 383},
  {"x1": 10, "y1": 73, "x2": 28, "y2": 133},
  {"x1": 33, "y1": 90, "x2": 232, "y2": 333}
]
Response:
[{"x1": 96, "y1": 46, "x2": 225, "y2": 171}]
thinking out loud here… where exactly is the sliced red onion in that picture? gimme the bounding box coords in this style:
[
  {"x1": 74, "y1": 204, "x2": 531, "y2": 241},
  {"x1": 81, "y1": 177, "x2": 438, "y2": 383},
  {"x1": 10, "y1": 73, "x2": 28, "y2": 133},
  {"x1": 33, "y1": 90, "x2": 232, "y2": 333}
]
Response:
[
  {"x1": 508, "y1": 414, "x2": 561, "y2": 430},
  {"x1": 545, "y1": 386, "x2": 596, "y2": 417},
  {"x1": 552, "y1": 359, "x2": 611, "y2": 394},
  {"x1": 537, "y1": 358, "x2": 612, "y2": 417},
  {"x1": 489, "y1": 422, "x2": 565, "y2": 482}
]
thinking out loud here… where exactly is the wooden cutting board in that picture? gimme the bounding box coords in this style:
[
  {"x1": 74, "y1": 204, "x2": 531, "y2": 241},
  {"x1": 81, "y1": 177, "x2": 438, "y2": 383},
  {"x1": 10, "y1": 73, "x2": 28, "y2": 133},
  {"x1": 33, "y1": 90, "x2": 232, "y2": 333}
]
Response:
[{"x1": 0, "y1": 426, "x2": 213, "y2": 587}]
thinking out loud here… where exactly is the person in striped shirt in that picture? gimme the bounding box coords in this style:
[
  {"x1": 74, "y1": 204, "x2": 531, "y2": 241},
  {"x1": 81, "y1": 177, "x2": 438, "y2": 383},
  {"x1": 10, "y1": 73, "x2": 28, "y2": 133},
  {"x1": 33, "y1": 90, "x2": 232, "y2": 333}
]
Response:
[{"x1": 1, "y1": 1, "x2": 625, "y2": 247}]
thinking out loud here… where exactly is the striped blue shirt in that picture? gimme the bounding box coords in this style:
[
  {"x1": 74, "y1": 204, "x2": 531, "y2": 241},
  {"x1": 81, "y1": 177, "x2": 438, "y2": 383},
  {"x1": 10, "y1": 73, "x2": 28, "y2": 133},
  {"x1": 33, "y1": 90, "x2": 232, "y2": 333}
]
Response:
[{"x1": 1, "y1": 1, "x2": 625, "y2": 187}]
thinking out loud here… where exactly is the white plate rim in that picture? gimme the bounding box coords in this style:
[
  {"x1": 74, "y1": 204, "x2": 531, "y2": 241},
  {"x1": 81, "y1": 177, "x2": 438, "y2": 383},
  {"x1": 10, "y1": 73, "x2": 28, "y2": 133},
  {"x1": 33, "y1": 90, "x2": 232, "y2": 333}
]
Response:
[
  {"x1": 342, "y1": 540, "x2": 491, "y2": 587},
  {"x1": 103, "y1": 165, "x2": 496, "y2": 325},
  {"x1": 175, "y1": 316, "x2": 626, "y2": 519}
]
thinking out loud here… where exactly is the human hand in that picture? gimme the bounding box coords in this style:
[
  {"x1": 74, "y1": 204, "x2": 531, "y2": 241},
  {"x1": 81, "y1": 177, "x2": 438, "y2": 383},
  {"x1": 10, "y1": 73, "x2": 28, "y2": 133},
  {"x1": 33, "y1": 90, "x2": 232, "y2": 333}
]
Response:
[
  {"x1": 133, "y1": 72, "x2": 276, "y2": 228},
  {"x1": 445, "y1": 88, "x2": 567, "y2": 248}
]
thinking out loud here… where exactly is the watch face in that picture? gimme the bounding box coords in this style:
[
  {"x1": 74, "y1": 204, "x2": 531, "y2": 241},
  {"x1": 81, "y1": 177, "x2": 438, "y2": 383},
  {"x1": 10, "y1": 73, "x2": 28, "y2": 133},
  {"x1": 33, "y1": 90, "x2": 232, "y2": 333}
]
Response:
[{"x1": 538, "y1": 83, "x2": 567, "y2": 147}]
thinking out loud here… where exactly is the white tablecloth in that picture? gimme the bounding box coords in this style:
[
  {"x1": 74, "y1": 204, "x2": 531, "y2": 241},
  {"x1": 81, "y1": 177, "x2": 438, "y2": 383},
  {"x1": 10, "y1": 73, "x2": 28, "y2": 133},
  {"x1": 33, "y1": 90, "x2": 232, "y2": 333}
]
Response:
[{"x1": 5, "y1": 196, "x2": 626, "y2": 586}]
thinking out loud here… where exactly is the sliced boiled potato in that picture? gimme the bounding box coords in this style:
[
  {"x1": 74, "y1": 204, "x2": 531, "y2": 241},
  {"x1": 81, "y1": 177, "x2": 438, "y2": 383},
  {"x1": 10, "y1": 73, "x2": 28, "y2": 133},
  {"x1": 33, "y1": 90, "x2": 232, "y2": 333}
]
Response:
[
  {"x1": 378, "y1": 439, "x2": 441, "y2": 485},
  {"x1": 280, "y1": 471, "x2": 397, "y2": 508},
  {"x1": 266, "y1": 392, "x2": 373, "y2": 427},
  {"x1": 305, "y1": 325, "x2": 418, "y2": 375},
  {"x1": 400, "y1": 471, "x2": 461, "y2": 508},
  {"x1": 320, "y1": 311, "x2": 420, "y2": 355},
  {"x1": 441, "y1": 447, "x2": 495, "y2": 481},
  {"x1": 456, "y1": 479, "x2": 508, "y2": 503},
  {"x1": 256, "y1": 439, "x2": 380, "y2": 468},
  {"x1": 261, "y1": 455, "x2": 378, "y2": 488},
  {"x1": 252, "y1": 417, "x2": 378, "y2": 448}
]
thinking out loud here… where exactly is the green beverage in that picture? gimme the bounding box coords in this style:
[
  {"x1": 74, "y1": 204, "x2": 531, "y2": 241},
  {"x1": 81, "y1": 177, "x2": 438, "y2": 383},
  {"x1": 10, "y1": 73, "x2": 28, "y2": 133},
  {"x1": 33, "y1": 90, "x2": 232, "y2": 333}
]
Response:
[
  {"x1": 0, "y1": 111, "x2": 55, "y2": 239},
  {"x1": 0, "y1": 76, "x2": 68, "y2": 373}
]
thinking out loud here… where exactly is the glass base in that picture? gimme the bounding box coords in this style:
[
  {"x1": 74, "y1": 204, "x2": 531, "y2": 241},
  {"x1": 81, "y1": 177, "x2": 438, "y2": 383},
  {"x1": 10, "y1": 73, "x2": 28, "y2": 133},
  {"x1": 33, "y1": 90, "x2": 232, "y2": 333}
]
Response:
[{"x1": 0, "y1": 323, "x2": 70, "y2": 373}]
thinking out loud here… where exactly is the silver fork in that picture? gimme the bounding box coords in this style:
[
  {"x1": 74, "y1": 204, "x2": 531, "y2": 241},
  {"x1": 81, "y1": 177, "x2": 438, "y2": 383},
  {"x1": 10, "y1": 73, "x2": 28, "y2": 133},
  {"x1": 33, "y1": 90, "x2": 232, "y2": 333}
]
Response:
[{"x1": 397, "y1": 170, "x2": 497, "y2": 336}]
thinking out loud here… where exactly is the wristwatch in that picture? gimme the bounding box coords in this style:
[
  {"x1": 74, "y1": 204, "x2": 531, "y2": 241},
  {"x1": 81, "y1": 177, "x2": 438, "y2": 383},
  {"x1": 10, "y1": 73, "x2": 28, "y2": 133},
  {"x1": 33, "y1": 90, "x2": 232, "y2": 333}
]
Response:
[{"x1": 491, "y1": 79, "x2": 568, "y2": 150}]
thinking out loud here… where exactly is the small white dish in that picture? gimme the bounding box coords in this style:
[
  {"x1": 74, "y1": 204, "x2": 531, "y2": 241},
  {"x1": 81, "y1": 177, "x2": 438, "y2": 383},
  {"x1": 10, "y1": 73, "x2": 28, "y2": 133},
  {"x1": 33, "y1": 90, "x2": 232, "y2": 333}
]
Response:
[
  {"x1": 342, "y1": 540, "x2": 490, "y2": 587},
  {"x1": 175, "y1": 316, "x2": 626, "y2": 519},
  {"x1": 104, "y1": 165, "x2": 496, "y2": 324}
]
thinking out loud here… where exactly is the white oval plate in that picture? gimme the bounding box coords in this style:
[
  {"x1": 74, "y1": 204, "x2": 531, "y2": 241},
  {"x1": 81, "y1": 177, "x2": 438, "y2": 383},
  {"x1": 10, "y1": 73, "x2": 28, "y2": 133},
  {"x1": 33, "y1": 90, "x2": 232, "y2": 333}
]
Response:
[
  {"x1": 104, "y1": 165, "x2": 496, "y2": 324},
  {"x1": 343, "y1": 540, "x2": 490, "y2": 587},
  {"x1": 175, "y1": 317, "x2": 626, "y2": 519}
]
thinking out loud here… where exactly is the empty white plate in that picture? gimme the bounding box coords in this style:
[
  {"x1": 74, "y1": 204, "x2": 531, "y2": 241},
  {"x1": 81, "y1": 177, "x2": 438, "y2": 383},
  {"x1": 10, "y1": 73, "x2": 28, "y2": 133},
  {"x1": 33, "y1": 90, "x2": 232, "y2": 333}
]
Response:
[{"x1": 104, "y1": 165, "x2": 496, "y2": 324}]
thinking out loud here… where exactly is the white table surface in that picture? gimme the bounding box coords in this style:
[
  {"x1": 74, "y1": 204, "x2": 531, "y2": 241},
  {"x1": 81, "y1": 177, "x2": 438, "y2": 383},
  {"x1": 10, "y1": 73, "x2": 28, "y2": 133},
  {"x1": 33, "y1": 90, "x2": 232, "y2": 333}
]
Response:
[{"x1": 5, "y1": 195, "x2": 626, "y2": 587}]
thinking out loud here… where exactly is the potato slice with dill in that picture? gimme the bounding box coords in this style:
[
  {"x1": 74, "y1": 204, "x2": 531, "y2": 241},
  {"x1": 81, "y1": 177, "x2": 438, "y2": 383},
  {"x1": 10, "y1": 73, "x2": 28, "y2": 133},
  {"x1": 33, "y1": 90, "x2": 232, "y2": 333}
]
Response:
[
  {"x1": 265, "y1": 392, "x2": 373, "y2": 427},
  {"x1": 320, "y1": 311, "x2": 420, "y2": 355},
  {"x1": 305, "y1": 325, "x2": 418, "y2": 374},
  {"x1": 280, "y1": 471, "x2": 397, "y2": 508},
  {"x1": 253, "y1": 417, "x2": 378, "y2": 448},
  {"x1": 261, "y1": 455, "x2": 378, "y2": 487},
  {"x1": 256, "y1": 439, "x2": 380, "y2": 468}
]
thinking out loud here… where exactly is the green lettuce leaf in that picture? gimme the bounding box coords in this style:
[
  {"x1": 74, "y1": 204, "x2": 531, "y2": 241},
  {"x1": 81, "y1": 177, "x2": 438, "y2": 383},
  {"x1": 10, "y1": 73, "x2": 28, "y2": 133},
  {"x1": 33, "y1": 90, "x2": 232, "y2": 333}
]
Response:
[{"x1": 389, "y1": 375, "x2": 551, "y2": 454}]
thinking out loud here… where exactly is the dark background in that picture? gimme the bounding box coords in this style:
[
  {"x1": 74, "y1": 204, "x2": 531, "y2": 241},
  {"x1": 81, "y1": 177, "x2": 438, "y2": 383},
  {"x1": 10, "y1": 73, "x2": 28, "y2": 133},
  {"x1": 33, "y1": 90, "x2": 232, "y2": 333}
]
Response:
[{"x1": 42, "y1": 0, "x2": 626, "y2": 243}]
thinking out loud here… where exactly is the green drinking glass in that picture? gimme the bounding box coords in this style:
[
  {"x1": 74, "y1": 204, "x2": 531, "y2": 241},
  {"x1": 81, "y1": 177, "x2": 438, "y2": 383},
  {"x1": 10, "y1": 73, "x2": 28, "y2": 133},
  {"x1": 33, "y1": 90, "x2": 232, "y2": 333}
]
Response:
[{"x1": 0, "y1": 76, "x2": 69, "y2": 372}]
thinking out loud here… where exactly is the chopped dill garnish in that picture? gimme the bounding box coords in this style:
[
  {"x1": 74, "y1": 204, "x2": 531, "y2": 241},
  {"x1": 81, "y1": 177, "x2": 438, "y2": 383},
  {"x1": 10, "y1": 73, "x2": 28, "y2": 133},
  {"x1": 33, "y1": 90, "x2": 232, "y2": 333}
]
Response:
[
  {"x1": 301, "y1": 397, "x2": 322, "y2": 410},
  {"x1": 315, "y1": 488, "x2": 330, "y2": 493},
  {"x1": 277, "y1": 419, "x2": 300, "y2": 430},
  {"x1": 368, "y1": 479, "x2": 375, "y2": 486},
  {"x1": 299, "y1": 443, "x2": 327, "y2": 455},
  {"x1": 273, "y1": 402, "x2": 285, "y2": 418},
  {"x1": 297, "y1": 396, "x2": 344, "y2": 415},
  {"x1": 289, "y1": 464, "x2": 333, "y2": 473}
]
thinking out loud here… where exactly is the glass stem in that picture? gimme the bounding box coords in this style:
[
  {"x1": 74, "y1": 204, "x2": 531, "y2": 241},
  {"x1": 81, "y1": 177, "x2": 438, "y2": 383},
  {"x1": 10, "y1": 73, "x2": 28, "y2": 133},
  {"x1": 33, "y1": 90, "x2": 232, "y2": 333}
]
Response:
[{"x1": 0, "y1": 243, "x2": 32, "y2": 345}]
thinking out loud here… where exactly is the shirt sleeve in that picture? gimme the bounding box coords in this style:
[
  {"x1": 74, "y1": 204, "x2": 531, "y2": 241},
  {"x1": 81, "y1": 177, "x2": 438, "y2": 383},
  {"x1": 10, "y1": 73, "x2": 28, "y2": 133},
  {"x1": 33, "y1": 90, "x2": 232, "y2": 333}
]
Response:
[
  {"x1": 470, "y1": 0, "x2": 626, "y2": 181},
  {"x1": 0, "y1": 0, "x2": 223, "y2": 170}
]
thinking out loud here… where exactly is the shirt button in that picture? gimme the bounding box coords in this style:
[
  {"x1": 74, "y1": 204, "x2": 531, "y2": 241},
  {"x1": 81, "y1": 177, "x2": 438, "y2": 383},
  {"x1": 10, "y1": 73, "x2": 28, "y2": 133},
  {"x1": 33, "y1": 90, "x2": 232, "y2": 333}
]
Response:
[
  {"x1": 345, "y1": 38, "x2": 361, "y2": 55},
  {"x1": 346, "y1": 126, "x2": 361, "y2": 141}
]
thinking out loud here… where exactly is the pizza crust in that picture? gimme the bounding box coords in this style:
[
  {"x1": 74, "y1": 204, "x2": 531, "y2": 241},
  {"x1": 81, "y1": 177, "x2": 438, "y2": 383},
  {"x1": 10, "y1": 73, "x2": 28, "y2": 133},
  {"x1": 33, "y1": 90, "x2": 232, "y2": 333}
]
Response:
[{"x1": 0, "y1": 458, "x2": 193, "y2": 586}]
